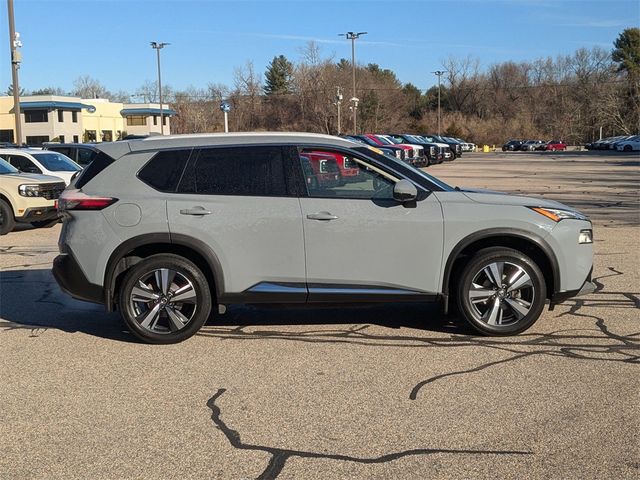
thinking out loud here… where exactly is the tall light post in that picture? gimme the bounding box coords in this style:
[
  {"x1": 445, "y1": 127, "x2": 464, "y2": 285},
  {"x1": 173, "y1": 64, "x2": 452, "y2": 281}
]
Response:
[
  {"x1": 150, "y1": 41, "x2": 169, "y2": 135},
  {"x1": 7, "y1": 0, "x2": 23, "y2": 145},
  {"x1": 335, "y1": 86, "x2": 343, "y2": 135},
  {"x1": 339, "y1": 31, "x2": 367, "y2": 134},
  {"x1": 432, "y1": 70, "x2": 446, "y2": 136}
]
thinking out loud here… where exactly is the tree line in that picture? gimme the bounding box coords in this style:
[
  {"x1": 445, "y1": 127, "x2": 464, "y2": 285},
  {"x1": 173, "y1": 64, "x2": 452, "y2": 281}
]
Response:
[{"x1": 9, "y1": 28, "x2": 639, "y2": 145}]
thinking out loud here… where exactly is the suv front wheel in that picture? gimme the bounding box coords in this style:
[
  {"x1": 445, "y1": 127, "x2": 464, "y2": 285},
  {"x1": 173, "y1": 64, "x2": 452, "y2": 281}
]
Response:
[
  {"x1": 118, "y1": 254, "x2": 212, "y2": 344},
  {"x1": 456, "y1": 247, "x2": 546, "y2": 335}
]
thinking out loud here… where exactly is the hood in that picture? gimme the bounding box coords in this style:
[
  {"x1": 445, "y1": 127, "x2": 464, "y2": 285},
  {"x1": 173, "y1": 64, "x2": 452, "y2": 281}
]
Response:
[
  {"x1": 462, "y1": 188, "x2": 572, "y2": 210},
  {"x1": 4, "y1": 172, "x2": 66, "y2": 183}
]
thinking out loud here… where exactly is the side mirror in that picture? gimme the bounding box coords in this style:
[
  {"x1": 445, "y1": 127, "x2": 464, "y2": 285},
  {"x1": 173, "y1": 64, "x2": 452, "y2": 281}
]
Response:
[{"x1": 393, "y1": 179, "x2": 418, "y2": 203}]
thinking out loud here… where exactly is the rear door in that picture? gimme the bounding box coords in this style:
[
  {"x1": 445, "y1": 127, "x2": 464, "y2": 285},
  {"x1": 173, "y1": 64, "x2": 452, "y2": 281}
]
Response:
[
  {"x1": 166, "y1": 145, "x2": 306, "y2": 302},
  {"x1": 297, "y1": 147, "x2": 444, "y2": 300}
]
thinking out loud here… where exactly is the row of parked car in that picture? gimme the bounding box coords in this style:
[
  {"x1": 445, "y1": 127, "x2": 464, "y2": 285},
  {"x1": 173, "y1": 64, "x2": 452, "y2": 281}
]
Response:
[
  {"x1": 502, "y1": 140, "x2": 568, "y2": 152},
  {"x1": 585, "y1": 135, "x2": 640, "y2": 151}
]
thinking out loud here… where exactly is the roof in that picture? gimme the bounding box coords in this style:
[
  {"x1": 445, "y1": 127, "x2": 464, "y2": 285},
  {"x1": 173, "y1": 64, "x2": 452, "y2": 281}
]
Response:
[
  {"x1": 120, "y1": 108, "x2": 177, "y2": 117},
  {"x1": 94, "y1": 132, "x2": 360, "y2": 159},
  {"x1": 11, "y1": 101, "x2": 95, "y2": 112}
]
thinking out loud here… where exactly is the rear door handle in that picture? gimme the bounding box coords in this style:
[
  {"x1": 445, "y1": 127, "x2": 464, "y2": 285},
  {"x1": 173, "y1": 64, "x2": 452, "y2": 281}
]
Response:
[
  {"x1": 307, "y1": 212, "x2": 338, "y2": 221},
  {"x1": 180, "y1": 207, "x2": 212, "y2": 216}
]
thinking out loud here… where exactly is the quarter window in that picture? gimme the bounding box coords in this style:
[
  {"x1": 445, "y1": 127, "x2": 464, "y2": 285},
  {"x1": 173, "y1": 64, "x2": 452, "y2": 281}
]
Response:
[
  {"x1": 179, "y1": 146, "x2": 288, "y2": 197},
  {"x1": 139, "y1": 149, "x2": 191, "y2": 192}
]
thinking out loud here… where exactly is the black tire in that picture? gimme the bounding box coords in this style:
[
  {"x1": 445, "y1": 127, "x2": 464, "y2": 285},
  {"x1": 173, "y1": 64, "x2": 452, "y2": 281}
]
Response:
[
  {"x1": 0, "y1": 199, "x2": 15, "y2": 235},
  {"x1": 456, "y1": 247, "x2": 546, "y2": 336},
  {"x1": 118, "y1": 254, "x2": 212, "y2": 344},
  {"x1": 624, "y1": 145, "x2": 632, "y2": 152},
  {"x1": 31, "y1": 219, "x2": 60, "y2": 229}
]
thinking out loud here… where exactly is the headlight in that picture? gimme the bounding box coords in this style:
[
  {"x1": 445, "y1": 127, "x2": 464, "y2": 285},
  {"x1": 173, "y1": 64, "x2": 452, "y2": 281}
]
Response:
[
  {"x1": 19, "y1": 184, "x2": 41, "y2": 197},
  {"x1": 529, "y1": 206, "x2": 589, "y2": 222}
]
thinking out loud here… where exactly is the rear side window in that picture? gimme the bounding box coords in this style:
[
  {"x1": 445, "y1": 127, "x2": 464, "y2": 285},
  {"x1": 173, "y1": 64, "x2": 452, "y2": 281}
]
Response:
[
  {"x1": 75, "y1": 151, "x2": 116, "y2": 189},
  {"x1": 77, "y1": 148, "x2": 97, "y2": 166},
  {"x1": 179, "y1": 146, "x2": 288, "y2": 197},
  {"x1": 138, "y1": 149, "x2": 191, "y2": 192}
]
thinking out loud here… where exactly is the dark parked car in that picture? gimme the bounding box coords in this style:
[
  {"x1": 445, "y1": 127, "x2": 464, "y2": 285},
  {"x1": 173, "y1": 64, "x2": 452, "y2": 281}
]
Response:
[
  {"x1": 427, "y1": 135, "x2": 462, "y2": 158},
  {"x1": 502, "y1": 140, "x2": 523, "y2": 151},
  {"x1": 43, "y1": 143, "x2": 99, "y2": 168},
  {"x1": 388, "y1": 134, "x2": 443, "y2": 165},
  {"x1": 347, "y1": 135, "x2": 407, "y2": 162}
]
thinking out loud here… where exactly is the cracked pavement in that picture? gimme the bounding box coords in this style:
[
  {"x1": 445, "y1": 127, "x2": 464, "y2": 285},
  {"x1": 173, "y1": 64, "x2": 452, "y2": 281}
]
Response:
[{"x1": 0, "y1": 151, "x2": 638, "y2": 479}]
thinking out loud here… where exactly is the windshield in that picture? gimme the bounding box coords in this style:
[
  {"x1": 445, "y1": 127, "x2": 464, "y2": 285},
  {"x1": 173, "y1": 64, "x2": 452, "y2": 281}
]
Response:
[
  {"x1": 0, "y1": 158, "x2": 19, "y2": 174},
  {"x1": 422, "y1": 135, "x2": 438, "y2": 143},
  {"x1": 374, "y1": 135, "x2": 393, "y2": 146},
  {"x1": 354, "y1": 146, "x2": 454, "y2": 192},
  {"x1": 406, "y1": 135, "x2": 424, "y2": 143},
  {"x1": 32, "y1": 152, "x2": 81, "y2": 172}
]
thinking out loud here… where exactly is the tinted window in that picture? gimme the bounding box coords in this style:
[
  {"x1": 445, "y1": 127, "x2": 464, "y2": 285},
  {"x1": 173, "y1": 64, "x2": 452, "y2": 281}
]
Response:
[
  {"x1": 77, "y1": 148, "x2": 97, "y2": 166},
  {"x1": 8, "y1": 155, "x2": 41, "y2": 174},
  {"x1": 0, "y1": 158, "x2": 18, "y2": 174},
  {"x1": 32, "y1": 152, "x2": 80, "y2": 172},
  {"x1": 75, "y1": 151, "x2": 116, "y2": 189},
  {"x1": 180, "y1": 146, "x2": 288, "y2": 197},
  {"x1": 138, "y1": 149, "x2": 191, "y2": 192}
]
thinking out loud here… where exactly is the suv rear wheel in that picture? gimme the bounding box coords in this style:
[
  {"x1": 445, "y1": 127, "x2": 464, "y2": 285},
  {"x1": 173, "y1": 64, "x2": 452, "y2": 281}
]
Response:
[
  {"x1": 456, "y1": 247, "x2": 546, "y2": 335},
  {"x1": 0, "y1": 199, "x2": 15, "y2": 235},
  {"x1": 118, "y1": 254, "x2": 212, "y2": 344}
]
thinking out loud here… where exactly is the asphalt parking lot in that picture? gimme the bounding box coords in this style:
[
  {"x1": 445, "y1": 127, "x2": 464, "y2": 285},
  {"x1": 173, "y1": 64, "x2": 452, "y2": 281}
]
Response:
[{"x1": 1, "y1": 151, "x2": 638, "y2": 479}]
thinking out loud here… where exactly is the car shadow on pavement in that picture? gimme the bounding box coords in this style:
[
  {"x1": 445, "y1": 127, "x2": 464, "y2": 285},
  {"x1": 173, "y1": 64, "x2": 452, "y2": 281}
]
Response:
[
  {"x1": 0, "y1": 268, "x2": 134, "y2": 342},
  {"x1": 0, "y1": 268, "x2": 473, "y2": 342}
]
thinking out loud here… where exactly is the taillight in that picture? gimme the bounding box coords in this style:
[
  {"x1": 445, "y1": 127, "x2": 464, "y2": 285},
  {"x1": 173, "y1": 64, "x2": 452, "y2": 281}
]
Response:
[{"x1": 58, "y1": 189, "x2": 118, "y2": 212}]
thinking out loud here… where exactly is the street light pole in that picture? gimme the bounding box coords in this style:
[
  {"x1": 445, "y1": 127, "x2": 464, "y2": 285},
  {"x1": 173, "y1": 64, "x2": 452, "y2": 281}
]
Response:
[
  {"x1": 339, "y1": 31, "x2": 367, "y2": 134},
  {"x1": 150, "y1": 41, "x2": 169, "y2": 135},
  {"x1": 432, "y1": 70, "x2": 446, "y2": 136},
  {"x1": 7, "y1": 0, "x2": 22, "y2": 145},
  {"x1": 335, "y1": 86, "x2": 343, "y2": 135}
]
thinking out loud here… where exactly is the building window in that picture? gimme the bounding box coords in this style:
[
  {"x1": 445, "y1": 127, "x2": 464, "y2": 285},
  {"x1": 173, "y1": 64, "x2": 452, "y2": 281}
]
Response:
[
  {"x1": 57, "y1": 110, "x2": 64, "y2": 122},
  {"x1": 25, "y1": 135, "x2": 50, "y2": 146},
  {"x1": 24, "y1": 109, "x2": 48, "y2": 123},
  {"x1": 101, "y1": 130, "x2": 113, "y2": 142},
  {"x1": 72, "y1": 111, "x2": 78, "y2": 123},
  {"x1": 153, "y1": 115, "x2": 158, "y2": 125},
  {"x1": 73, "y1": 135, "x2": 79, "y2": 143},
  {"x1": 0, "y1": 129, "x2": 14, "y2": 143},
  {"x1": 59, "y1": 135, "x2": 65, "y2": 143},
  {"x1": 85, "y1": 130, "x2": 97, "y2": 142},
  {"x1": 126, "y1": 115, "x2": 146, "y2": 126},
  {"x1": 162, "y1": 116, "x2": 167, "y2": 126}
]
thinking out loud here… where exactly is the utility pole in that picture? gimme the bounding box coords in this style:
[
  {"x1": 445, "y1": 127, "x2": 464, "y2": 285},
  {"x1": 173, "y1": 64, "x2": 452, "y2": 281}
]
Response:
[
  {"x1": 335, "y1": 86, "x2": 343, "y2": 135},
  {"x1": 339, "y1": 31, "x2": 367, "y2": 134},
  {"x1": 150, "y1": 41, "x2": 169, "y2": 135},
  {"x1": 7, "y1": 0, "x2": 22, "y2": 145},
  {"x1": 432, "y1": 70, "x2": 446, "y2": 136}
]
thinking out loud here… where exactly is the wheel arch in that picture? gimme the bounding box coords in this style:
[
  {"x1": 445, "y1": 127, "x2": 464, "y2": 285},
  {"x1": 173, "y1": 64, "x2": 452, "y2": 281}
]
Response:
[
  {"x1": 442, "y1": 229, "x2": 560, "y2": 311},
  {"x1": 103, "y1": 233, "x2": 224, "y2": 311}
]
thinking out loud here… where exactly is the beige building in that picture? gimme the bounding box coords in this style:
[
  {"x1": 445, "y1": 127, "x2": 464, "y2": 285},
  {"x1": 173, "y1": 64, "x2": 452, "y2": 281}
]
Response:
[{"x1": 0, "y1": 95, "x2": 176, "y2": 145}]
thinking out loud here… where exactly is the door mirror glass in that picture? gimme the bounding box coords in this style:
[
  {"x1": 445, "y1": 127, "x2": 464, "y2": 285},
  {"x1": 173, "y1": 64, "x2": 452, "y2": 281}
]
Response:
[{"x1": 393, "y1": 179, "x2": 417, "y2": 202}]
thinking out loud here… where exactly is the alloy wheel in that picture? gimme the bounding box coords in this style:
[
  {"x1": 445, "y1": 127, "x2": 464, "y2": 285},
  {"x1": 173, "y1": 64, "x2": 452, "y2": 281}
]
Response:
[
  {"x1": 129, "y1": 268, "x2": 198, "y2": 334},
  {"x1": 467, "y1": 261, "x2": 535, "y2": 327}
]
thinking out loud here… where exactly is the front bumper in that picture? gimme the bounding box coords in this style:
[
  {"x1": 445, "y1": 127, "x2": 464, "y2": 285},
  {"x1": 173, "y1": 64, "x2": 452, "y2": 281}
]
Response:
[
  {"x1": 550, "y1": 267, "x2": 595, "y2": 307},
  {"x1": 16, "y1": 206, "x2": 59, "y2": 223},
  {"x1": 53, "y1": 253, "x2": 104, "y2": 305}
]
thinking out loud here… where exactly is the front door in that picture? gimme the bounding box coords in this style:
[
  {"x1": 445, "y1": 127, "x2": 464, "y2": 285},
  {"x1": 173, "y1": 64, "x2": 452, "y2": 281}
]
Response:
[{"x1": 297, "y1": 148, "x2": 444, "y2": 301}]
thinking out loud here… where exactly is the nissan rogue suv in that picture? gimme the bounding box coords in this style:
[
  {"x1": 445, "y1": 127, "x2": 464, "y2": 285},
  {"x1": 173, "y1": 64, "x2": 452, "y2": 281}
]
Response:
[{"x1": 53, "y1": 133, "x2": 595, "y2": 344}]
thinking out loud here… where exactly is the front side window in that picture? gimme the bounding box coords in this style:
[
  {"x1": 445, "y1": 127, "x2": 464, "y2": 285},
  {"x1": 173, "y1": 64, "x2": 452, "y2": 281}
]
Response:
[
  {"x1": 300, "y1": 149, "x2": 397, "y2": 200},
  {"x1": 8, "y1": 155, "x2": 41, "y2": 174},
  {"x1": 179, "y1": 146, "x2": 288, "y2": 197}
]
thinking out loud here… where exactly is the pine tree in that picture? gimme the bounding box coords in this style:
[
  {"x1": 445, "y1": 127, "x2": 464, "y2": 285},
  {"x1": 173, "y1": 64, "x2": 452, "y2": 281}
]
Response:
[{"x1": 264, "y1": 55, "x2": 293, "y2": 96}]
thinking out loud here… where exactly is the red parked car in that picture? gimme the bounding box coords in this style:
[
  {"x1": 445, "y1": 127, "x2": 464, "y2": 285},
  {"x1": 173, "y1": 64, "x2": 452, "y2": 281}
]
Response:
[
  {"x1": 544, "y1": 140, "x2": 567, "y2": 151},
  {"x1": 310, "y1": 150, "x2": 360, "y2": 185},
  {"x1": 300, "y1": 153, "x2": 340, "y2": 189}
]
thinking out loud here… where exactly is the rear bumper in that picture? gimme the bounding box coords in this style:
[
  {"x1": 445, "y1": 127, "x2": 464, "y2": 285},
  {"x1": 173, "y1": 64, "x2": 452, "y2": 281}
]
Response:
[{"x1": 53, "y1": 253, "x2": 104, "y2": 305}]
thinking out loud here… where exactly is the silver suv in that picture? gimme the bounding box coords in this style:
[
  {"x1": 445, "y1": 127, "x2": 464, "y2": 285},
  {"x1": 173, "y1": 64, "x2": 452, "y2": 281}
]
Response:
[{"x1": 53, "y1": 133, "x2": 595, "y2": 344}]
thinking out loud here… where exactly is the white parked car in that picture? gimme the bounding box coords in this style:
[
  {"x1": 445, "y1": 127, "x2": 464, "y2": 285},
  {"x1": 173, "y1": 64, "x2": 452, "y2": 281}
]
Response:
[
  {"x1": 615, "y1": 135, "x2": 640, "y2": 152},
  {"x1": 0, "y1": 148, "x2": 81, "y2": 186}
]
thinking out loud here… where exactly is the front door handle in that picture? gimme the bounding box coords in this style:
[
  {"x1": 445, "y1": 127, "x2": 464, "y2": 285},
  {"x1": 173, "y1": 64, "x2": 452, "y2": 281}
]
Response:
[
  {"x1": 307, "y1": 212, "x2": 338, "y2": 221},
  {"x1": 180, "y1": 207, "x2": 212, "y2": 216}
]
